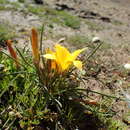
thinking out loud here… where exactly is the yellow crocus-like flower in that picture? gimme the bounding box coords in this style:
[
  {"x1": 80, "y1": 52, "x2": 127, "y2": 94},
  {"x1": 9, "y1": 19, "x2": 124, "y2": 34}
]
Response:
[{"x1": 43, "y1": 44, "x2": 86, "y2": 73}]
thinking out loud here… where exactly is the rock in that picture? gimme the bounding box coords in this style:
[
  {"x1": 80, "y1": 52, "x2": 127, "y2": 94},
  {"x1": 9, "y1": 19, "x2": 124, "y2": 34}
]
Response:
[
  {"x1": 100, "y1": 17, "x2": 111, "y2": 22},
  {"x1": 79, "y1": 10, "x2": 100, "y2": 19},
  {"x1": 55, "y1": 4, "x2": 75, "y2": 11},
  {"x1": 34, "y1": 0, "x2": 44, "y2": 4}
]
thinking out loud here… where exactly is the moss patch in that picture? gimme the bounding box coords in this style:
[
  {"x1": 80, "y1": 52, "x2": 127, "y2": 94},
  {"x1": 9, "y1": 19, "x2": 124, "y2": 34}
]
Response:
[
  {"x1": 67, "y1": 34, "x2": 91, "y2": 48},
  {"x1": 0, "y1": 0, "x2": 8, "y2": 4},
  {"x1": 0, "y1": 23, "x2": 16, "y2": 43},
  {"x1": 27, "y1": 5, "x2": 80, "y2": 29}
]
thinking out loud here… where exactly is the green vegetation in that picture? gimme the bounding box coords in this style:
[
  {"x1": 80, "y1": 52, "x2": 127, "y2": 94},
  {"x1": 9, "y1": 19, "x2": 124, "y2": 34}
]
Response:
[
  {"x1": 107, "y1": 120, "x2": 127, "y2": 130},
  {"x1": 67, "y1": 34, "x2": 91, "y2": 47},
  {"x1": 0, "y1": 6, "x2": 8, "y2": 10},
  {"x1": 18, "y1": 0, "x2": 24, "y2": 3},
  {"x1": 112, "y1": 20, "x2": 123, "y2": 26},
  {"x1": 0, "y1": 23, "x2": 15, "y2": 44},
  {"x1": 0, "y1": 0, "x2": 8, "y2": 4},
  {"x1": 99, "y1": 41, "x2": 112, "y2": 50},
  {"x1": 0, "y1": 1, "x2": 80, "y2": 29},
  {"x1": 27, "y1": 5, "x2": 45, "y2": 15},
  {"x1": 0, "y1": 1, "x2": 129, "y2": 129},
  {"x1": 27, "y1": 5, "x2": 80, "y2": 29},
  {"x1": 10, "y1": 1, "x2": 21, "y2": 9},
  {"x1": 58, "y1": 11, "x2": 80, "y2": 29},
  {"x1": 85, "y1": 20, "x2": 103, "y2": 31},
  {"x1": 0, "y1": 0, "x2": 21, "y2": 11},
  {"x1": 0, "y1": 29, "x2": 128, "y2": 129}
]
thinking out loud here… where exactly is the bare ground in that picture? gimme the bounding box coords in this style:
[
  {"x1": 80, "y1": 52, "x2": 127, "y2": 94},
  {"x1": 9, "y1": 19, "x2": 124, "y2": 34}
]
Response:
[{"x1": 0, "y1": 0, "x2": 130, "y2": 46}]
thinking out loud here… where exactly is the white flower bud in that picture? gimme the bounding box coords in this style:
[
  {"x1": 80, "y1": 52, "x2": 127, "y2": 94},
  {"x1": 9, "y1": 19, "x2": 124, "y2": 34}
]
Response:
[
  {"x1": 9, "y1": 111, "x2": 15, "y2": 117},
  {"x1": 92, "y1": 37, "x2": 101, "y2": 43},
  {"x1": 124, "y1": 63, "x2": 130, "y2": 70},
  {"x1": 8, "y1": 105, "x2": 12, "y2": 110}
]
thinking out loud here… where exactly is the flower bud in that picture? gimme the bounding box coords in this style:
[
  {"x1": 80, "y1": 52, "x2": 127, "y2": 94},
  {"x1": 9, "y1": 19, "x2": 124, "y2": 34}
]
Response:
[
  {"x1": 9, "y1": 111, "x2": 15, "y2": 117},
  {"x1": 124, "y1": 63, "x2": 130, "y2": 70},
  {"x1": 92, "y1": 37, "x2": 101, "y2": 43}
]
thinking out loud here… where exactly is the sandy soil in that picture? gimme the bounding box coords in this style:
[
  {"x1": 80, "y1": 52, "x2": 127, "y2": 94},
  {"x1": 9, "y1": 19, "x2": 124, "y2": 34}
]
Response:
[
  {"x1": 47, "y1": 0, "x2": 130, "y2": 45},
  {"x1": 0, "y1": 0, "x2": 130, "y2": 46}
]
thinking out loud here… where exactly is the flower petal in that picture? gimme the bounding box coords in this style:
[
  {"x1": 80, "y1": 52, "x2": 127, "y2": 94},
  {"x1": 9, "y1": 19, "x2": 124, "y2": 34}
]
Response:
[
  {"x1": 43, "y1": 54, "x2": 56, "y2": 60},
  {"x1": 55, "y1": 44, "x2": 71, "y2": 70},
  {"x1": 51, "y1": 60, "x2": 57, "y2": 70},
  {"x1": 45, "y1": 48, "x2": 54, "y2": 54},
  {"x1": 73, "y1": 60, "x2": 82, "y2": 70},
  {"x1": 71, "y1": 48, "x2": 87, "y2": 61},
  {"x1": 55, "y1": 44, "x2": 71, "y2": 61}
]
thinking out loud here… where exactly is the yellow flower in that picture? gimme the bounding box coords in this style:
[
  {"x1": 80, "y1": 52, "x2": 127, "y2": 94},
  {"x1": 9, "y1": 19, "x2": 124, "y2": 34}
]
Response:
[{"x1": 43, "y1": 44, "x2": 86, "y2": 73}]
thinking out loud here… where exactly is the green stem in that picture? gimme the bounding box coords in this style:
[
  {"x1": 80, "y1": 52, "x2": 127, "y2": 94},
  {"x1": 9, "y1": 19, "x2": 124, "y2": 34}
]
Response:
[
  {"x1": 1, "y1": 50, "x2": 27, "y2": 69},
  {"x1": 84, "y1": 42, "x2": 103, "y2": 64},
  {"x1": 40, "y1": 24, "x2": 44, "y2": 53},
  {"x1": 0, "y1": 71, "x2": 36, "y2": 76},
  {"x1": 6, "y1": 118, "x2": 16, "y2": 130},
  {"x1": 77, "y1": 88, "x2": 125, "y2": 101},
  {"x1": 15, "y1": 46, "x2": 34, "y2": 68}
]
